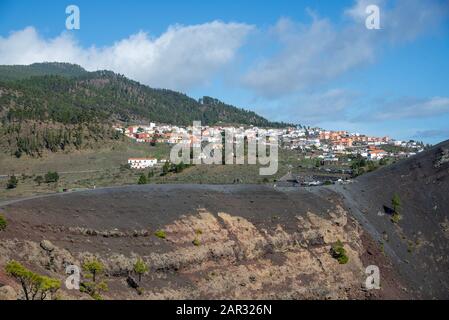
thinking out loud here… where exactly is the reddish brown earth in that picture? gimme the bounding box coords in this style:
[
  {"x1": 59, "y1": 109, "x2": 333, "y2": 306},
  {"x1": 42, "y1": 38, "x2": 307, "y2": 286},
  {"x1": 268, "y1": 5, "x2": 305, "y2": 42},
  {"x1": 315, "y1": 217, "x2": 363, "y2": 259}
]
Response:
[
  {"x1": 1, "y1": 140, "x2": 447, "y2": 300},
  {"x1": 0, "y1": 184, "x2": 410, "y2": 300}
]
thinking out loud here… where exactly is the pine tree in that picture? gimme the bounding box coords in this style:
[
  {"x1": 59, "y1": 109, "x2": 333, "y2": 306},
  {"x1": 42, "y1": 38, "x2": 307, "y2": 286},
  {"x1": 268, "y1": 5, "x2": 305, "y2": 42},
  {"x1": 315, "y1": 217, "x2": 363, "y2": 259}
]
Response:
[
  {"x1": 138, "y1": 174, "x2": 148, "y2": 185},
  {"x1": 6, "y1": 175, "x2": 18, "y2": 189},
  {"x1": 133, "y1": 258, "x2": 148, "y2": 282},
  {"x1": 392, "y1": 194, "x2": 401, "y2": 214}
]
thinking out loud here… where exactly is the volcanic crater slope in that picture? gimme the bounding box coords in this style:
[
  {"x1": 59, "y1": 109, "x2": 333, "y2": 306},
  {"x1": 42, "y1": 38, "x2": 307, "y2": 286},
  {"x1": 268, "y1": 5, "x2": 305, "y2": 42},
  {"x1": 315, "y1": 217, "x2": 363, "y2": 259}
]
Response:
[
  {"x1": 0, "y1": 185, "x2": 406, "y2": 300},
  {"x1": 337, "y1": 139, "x2": 449, "y2": 299}
]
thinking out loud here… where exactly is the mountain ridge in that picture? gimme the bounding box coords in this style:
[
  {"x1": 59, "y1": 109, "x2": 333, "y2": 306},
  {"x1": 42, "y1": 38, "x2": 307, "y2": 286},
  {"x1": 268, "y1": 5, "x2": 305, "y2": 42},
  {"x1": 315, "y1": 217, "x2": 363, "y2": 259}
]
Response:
[
  {"x1": 0, "y1": 62, "x2": 294, "y2": 157},
  {"x1": 0, "y1": 62, "x2": 293, "y2": 127},
  {"x1": 0, "y1": 62, "x2": 87, "y2": 81}
]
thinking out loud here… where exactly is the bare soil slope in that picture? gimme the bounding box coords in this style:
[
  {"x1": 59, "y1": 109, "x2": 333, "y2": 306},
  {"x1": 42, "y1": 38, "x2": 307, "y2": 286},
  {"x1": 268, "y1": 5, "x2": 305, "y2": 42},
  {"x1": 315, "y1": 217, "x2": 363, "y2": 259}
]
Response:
[
  {"x1": 0, "y1": 185, "x2": 407, "y2": 300},
  {"x1": 338, "y1": 140, "x2": 449, "y2": 298}
]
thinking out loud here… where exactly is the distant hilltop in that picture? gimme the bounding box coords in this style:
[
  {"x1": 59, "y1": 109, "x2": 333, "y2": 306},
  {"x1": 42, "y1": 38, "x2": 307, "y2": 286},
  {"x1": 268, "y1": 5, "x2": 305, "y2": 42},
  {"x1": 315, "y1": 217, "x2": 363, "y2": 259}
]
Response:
[
  {"x1": 0, "y1": 62, "x2": 294, "y2": 157},
  {"x1": 0, "y1": 62, "x2": 293, "y2": 128},
  {"x1": 0, "y1": 62, "x2": 87, "y2": 81}
]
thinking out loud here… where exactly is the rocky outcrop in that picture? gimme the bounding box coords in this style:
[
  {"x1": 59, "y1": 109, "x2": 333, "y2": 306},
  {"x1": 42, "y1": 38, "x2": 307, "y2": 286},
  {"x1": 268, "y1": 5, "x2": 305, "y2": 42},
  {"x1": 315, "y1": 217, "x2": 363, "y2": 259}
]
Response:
[
  {"x1": 0, "y1": 239, "x2": 77, "y2": 273},
  {"x1": 0, "y1": 205, "x2": 372, "y2": 300},
  {"x1": 0, "y1": 285, "x2": 17, "y2": 300},
  {"x1": 434, "y1": 147, "x2": 449, "y2": 168}
]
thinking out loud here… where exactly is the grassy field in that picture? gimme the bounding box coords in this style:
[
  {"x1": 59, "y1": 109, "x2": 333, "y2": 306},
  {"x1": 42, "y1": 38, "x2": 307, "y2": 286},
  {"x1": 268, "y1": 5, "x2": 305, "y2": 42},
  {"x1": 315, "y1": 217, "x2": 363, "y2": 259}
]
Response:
[
  {"x1": 153, "y1": 147, "x2": 306, "y2": 184},
  {"x1": 1, "y1": 140, "x2": 336, "y2": 200},
  {"x1": 0, "y1": 140, "x2": 170, "y2": 174},
  {"x1": 0, "y1": 140, "x2": 171, "y2": 200}
]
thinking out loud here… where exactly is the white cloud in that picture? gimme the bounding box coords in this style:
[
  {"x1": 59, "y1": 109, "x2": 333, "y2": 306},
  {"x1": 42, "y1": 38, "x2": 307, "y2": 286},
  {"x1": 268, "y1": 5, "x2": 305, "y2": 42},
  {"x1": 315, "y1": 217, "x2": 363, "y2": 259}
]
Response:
[
  {"x1": 0, "y1": 27, "x2": 84, "y2": 65},
  {"x1": 365, "y1": 96, "x2": 449, "y2": 121},
  {"x1": 345, "y1": 0, "x2": 448, "y2": 41},
  {"x1": 242, "y1": 0, "x2": 448, "y2": 98},
  {"x1": 344, "y1": 0, "x2": 385, "y2": 22},
  {"x1": 414, "y1": 129, "x2": 449, "y2": 139},
  {"x1": 242, "y1": 16, "x2": 375, "y2": 98},
  {"x1": 289, "y1": 89, "x2": 357, "y2": 124},
  {"x1": 257, "y1": 88, "x2": 357, "y2": 125},
  {"x1": 0, "y1": 21, "x2": 254, "y2": 90},
  {"x1": 381, "y1": 0, "x2": 449, "y2": 42}
]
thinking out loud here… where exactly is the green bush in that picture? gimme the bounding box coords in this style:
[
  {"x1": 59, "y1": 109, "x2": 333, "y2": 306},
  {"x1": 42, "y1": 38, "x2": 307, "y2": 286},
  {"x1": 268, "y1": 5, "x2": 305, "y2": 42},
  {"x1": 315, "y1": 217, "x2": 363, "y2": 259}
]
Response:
[
  {"x1": 336, "y1": 252, "x2": 348, "y2": 264},
  {"x1": 154, "y1": 229, "x2": 166, "y2": 239},
  {"x1": 160, "y1": 161, "x2": 191, "y2": 176},
  {"x1": 120, "y1": 163, "x2": 131, "y2": 171},
  {"x1": 161, "y1": 162, "x2": 170, "y2": 175},
  {"x1": 192, "y1": 238, "x2": 201, "y2": 246},
  {"x1": 379, "y1": 158, "x2": 388, "y2": 166},
  {"x1": 5, "y1": 260, "x2": 60, "y2": 300},
  {"x1": 34, "y1": 175, "x2": 44, "y2": 186},
  {"x1": 79, "y1": 280, "x2": 108, "y2": 300},
  {"x1": 391, "y1": 194, "x2": 402, "y2": 224},
  {"x1": 44, "y1": 171, "x2": 59, "y2": 183},
  {"x1": 0, "y1": 214, "x2": 7, "y2": 231},
  {"x1": 392, "y1": 194, "x2": 401, "y2": 213},
  {"x1": 133, "y1": 258, "x2": 148, "y2": 282},
  {"x1": 82, "y1": 258, "x2": 104, "y2": 282},
  {"x1": 6, "y1": 175, "x2": 18, "y2": 189},
  {"x1": 379, "y1": 241, "x2": 385, "y2": 254},
  {"x1": 80, "y1": 258, "x2": 108, "y2": 299},
  {"x1": 175, "y1": 162, "x2": 187, "y2": 173},
  {"x1": 138, "y1": 174, "x2": 148, "y2": 185},
  {"x1": 391, "y1": 212, "x2": 402, "y2": 224},
  {"x1": 330, "y1": 240, "x2": 349, "y2": 264}
]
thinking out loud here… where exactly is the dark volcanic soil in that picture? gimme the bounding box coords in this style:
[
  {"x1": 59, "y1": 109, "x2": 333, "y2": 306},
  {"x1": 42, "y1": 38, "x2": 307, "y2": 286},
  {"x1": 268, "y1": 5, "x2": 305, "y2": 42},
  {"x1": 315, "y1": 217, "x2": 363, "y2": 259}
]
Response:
[
  {"x1": 335, "y1": 140, "x2": 449, "y2": 299},
  {"x1": 0, "y1": 184, "x2": 409, "y2": 300},
  {"x1": 2, "y1": 141, "x2": 448, "y2": 300}
]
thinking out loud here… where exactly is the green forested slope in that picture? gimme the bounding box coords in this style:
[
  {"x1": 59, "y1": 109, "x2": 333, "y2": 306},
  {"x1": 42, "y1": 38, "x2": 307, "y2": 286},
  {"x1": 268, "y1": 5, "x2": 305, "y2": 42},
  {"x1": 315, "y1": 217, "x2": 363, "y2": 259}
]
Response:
[{"x1": 0, "y1": 63, "x2": 292, "y2": 157}]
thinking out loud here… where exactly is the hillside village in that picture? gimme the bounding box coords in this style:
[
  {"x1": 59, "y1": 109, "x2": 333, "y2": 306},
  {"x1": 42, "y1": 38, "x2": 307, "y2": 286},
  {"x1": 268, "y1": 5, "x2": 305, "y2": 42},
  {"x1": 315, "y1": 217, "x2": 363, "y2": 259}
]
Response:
[{"x1": 118, "y1": 123, "x2": 425, "y2": 170}]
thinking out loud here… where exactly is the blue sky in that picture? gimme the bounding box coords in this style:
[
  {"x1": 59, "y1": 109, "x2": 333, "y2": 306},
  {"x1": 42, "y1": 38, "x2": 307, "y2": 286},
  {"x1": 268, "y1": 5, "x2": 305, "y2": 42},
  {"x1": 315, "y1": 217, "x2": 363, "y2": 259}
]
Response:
[{"x1": 0, "y1": 0, "x2": 448, "y2": 143}]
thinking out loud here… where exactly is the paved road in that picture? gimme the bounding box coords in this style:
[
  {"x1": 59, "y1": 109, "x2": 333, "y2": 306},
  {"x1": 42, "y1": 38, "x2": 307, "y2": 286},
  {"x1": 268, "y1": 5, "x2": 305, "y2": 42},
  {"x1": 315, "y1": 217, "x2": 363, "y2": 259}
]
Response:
[
  {"x1": 0, "y1": 169, "x2": 102, "y2": 179},
  {"x1": 0, "y1": 189, "x2": 83, "y2": 208},
  {"x1": 0, "y1": 183, "x2": 283, "y2": 208}
]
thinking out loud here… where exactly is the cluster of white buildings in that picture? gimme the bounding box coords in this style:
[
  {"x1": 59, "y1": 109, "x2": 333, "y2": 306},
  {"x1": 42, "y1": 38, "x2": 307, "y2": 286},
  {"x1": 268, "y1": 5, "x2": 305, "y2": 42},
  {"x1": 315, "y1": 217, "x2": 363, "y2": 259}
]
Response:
[
  {"x1": 117, "y1": 123, "x2": 285, "y2": 146},
  {"x1": 282, "y1": 127, "x2": 424, "y2": 162},
  {"x1": 116, "y1": 123, "x2": 424, "y2": 169}
]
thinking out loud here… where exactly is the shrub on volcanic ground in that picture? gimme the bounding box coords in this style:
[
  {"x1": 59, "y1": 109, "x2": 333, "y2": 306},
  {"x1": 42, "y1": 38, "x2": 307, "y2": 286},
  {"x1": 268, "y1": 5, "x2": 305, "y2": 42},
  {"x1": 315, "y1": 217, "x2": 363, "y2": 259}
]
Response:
[{"x1": 330, "y1": 240, "x2": 349, "y2": 264}]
